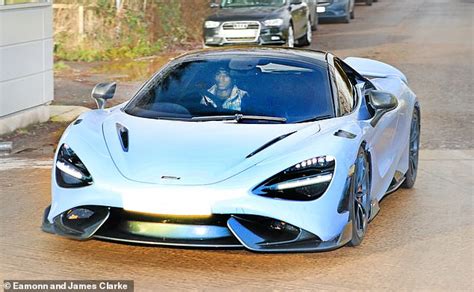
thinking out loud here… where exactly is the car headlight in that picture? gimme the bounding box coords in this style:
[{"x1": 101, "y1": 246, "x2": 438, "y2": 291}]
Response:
[
  {"x1": 253, "y1": 156, "x2": 335, "y2": 201},
  {"x1": 263, "y1": 18, "x2": 284, "y2": 27},
  {"x1": 204, "y1": 21, "x2": 221, "y2": 28},
  {"x1": 55, "y1": 144, "x2": 93, "y2": 188}
]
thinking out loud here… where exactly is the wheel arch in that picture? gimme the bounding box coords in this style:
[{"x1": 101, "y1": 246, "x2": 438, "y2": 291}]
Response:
[
  {"x1": 359, "y1": 141, "x2": 373, "y2": 200},
  {"x1": 337, "y1": 140, "x2": 372, "y2": 214}
]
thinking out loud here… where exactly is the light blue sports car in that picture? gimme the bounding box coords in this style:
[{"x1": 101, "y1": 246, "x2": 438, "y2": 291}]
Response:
[{"x1": 42, "y1": 48, "x2": 420, "y2": 252}]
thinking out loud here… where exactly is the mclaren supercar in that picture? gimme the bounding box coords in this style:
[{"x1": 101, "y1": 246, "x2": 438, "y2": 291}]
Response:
[{"x1": 42, "y1": 48, "x2": 420, "y2": 252}]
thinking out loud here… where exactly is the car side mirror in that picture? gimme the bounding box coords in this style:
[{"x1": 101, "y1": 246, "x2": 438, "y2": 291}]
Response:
[
  {"x1": 368, "y1": 90, "x2": 398, "y2": 127},
  {"x1": 210, "y1": 1, "x2": 219, "y2": 8},
  {"x1": 91, "y1": 82, "x2": 116, "y2": 109}
]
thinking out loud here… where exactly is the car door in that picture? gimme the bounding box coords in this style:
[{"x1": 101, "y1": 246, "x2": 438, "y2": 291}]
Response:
[
  {"x1": 289, "y1": 0, "x2": 308, "y2": 38},
  {"x1": 362, "y1": 83, "x2": 400, "y2": 181},
  {"x1": 333, "y1": 58, "x2": 400, "y2": 184},
  {"x1": 303, "y1": 0, "x2": 316, "y2": 27}
]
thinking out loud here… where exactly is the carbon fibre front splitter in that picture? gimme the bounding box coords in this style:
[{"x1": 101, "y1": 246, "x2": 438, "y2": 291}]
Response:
[
  {"x1": 227, "y1": 215, "x2": 353, "y2": 252},
  {"x1": 41, "y1": 205, "x2": 110, "y2": 240},
  {"x1": 42, "y1": 205, "x2": 353, "y2": 252}
]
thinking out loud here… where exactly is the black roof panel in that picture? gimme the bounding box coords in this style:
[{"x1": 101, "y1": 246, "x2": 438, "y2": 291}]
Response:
[{"x1": 174, "y1": 47, "x2": 328, "y2": 66}]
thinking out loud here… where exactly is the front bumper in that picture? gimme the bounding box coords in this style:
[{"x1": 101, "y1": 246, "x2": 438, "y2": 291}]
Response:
[
  {"x1": 204, "y1": 27, "x2": 286, "y2": 47},
  {"x1": 317, "y1": 2, "x2": 349, "y2": 20},
  {"x1": 42, "y1": 205, "x2": 353, "y2": 252},
  {"x1": 44, "y1": 139, "x2": 355, "y2": 252}
]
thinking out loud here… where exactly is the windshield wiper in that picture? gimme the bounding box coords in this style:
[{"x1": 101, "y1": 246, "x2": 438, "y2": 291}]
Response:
[
  {"x1": 191, "y1": 114, "x2": 287, "y2": 123},
  {"x1": 154, "y1": 116, "x2": 193, "y2": 121},
  {"x1": 296, "y1": 115, "x2": 333, "y2": 123}
]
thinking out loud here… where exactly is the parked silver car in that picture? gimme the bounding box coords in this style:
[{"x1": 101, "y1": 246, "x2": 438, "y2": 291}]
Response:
[{"x1": 304, "y1": 0, "x2": 319, "y2": 30}]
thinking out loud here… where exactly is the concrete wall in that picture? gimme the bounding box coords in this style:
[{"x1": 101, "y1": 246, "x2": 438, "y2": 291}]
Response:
[{"x1": 0, "y1": 2, "x2": 53, "y2": 135}]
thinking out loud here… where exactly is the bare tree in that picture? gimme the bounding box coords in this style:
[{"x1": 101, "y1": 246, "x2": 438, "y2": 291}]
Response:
[{"x1": 115, "y1": 0, "x2": 125, "y2": 44}]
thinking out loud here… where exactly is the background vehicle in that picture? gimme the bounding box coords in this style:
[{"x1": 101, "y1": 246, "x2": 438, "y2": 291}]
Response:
[
  {"x1": 204, "y1": 0, "x2": 312, "y2": 47},
  {"x1": 317, "y1": 0, "x2": 355, "y2": 23},
  {"x1": 42, "y1": 48, "x2": 420, "y2": 252},
  {"x1": 355, "y1": 0, "x2": 373, "y2": 6}
]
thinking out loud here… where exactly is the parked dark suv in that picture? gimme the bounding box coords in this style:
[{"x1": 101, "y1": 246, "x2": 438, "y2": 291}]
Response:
[{"x1": 204, "y1": 0, "x2": 312, "y2": 47}]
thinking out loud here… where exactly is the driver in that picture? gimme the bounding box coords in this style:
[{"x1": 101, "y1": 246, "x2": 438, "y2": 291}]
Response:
[{"x1": 200, "y1": 68, "x2": 248, "y2": 111}]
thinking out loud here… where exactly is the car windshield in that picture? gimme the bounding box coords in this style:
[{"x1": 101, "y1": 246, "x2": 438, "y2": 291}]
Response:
[
  {"x1": 221, "y1": 0, "x2": 286, "y2": 8},
  {"x1": 124, "y1": 55, "x2": 334, "y2": 124}
]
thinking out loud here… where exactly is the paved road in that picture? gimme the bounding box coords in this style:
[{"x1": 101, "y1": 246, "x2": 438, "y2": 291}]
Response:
[
  {"x1": 312, "y1": 0, "x2": 473, "y2": 150},
  {"x1": 1, "y1": 0, "x2": 473, "y2": 290}
]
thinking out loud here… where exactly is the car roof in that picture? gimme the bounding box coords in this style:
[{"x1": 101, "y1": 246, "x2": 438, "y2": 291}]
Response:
[{"x1": 173, "y1": 47, "x2": 329, "y2": 66}]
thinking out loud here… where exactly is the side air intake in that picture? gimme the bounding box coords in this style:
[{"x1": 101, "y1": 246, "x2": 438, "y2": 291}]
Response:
[{"x1": 116, "y1": 123, "x2": 129, "y2": 152}]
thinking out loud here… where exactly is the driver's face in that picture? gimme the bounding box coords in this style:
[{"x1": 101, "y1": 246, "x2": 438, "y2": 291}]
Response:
[{"x1": 215, "y1": 71, "x2": 232, "y2": 90}]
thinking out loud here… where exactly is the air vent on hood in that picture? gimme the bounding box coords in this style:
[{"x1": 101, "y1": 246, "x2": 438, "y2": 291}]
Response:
[
  {"x1": 334, "y1": 130, "x2": 356, "y2": 139},
  {"x1": 116, "y1": 123, "x2": 129, "y2": 152},
  {"x1": 246, "y1": 131, "x2": 296, "y2": 159}
]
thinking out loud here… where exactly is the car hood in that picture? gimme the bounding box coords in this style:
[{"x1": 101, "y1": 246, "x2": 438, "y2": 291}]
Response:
[
  {"x1": 102, "y1": 112, "x2": 319, "y2": 185},
  {"x1": 206, "y1": 6, "x2": 286, "y2": 22}
]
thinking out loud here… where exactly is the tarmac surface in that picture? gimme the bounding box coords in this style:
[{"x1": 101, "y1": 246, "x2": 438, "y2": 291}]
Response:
[{"x1": 1, "y1": 0, "x2": 473, "y2": 290}]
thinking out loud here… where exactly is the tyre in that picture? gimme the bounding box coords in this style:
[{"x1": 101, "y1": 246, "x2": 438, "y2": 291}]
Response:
[
  {"x1": 366, "y1": 0, "x2": 373, "y2": 5},
  {"x1": 348, "y1": 146, "x2": 371, "y2": 247},
  {"x1": 350, "y1": 4, "x2": 355, "y2": 19},
  {"x1": 298, "y1": 19, "x2": 312, "y2": 46},
  {"x1": 286, "y1": 24, "x2": 295, "y2": 48},
  {"x1": 402, "y1": 107, "x2": 420, "y2": 189}
]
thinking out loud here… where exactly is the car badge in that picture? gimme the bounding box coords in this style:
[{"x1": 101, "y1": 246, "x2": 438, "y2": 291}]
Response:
[{"x1": 233, "y1": 23, "x2": 248, "y2": 29}]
